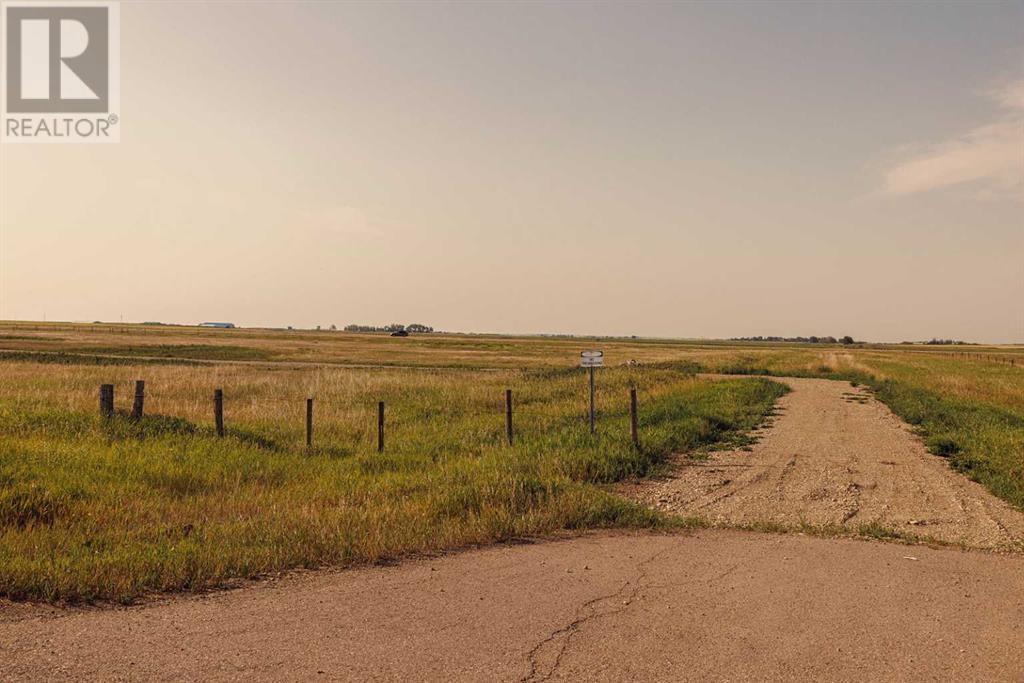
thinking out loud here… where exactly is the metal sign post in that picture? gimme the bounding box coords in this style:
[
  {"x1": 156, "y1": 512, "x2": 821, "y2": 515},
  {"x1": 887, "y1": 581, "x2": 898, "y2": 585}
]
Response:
[
  {"x1": 589, "y1": 365, "x2": 595, "y2": 433},
  {"x1": 580, "y1": 351, "x2": 603, "y2": 434}
]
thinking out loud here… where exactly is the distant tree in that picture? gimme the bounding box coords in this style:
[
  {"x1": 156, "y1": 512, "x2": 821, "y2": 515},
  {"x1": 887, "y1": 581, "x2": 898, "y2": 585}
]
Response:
[
  {"x1": 840, "y1": 335, "x2": 854, "y2": 345},
  {"x1": 329, "y1": 324, "x2": 337, "y2": 331},
  {"x1": 407, "y1": 323, "x2": 433, "y2": 333},
  {"x1": 315, "y1": 325, "x2": 321, "y2": 331},
  {"x1": 384, "y1": 323, "x2": 406, "y2": 332}
]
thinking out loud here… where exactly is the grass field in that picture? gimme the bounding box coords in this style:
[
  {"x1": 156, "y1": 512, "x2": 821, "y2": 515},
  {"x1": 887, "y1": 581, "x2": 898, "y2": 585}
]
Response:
[{"x1": 0, "y1": 322, "x2": 1020, "y2": 603}]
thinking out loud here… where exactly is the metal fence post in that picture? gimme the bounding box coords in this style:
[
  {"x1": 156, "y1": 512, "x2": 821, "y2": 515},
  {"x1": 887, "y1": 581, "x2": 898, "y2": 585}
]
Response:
[{"x1": 589, "y1": 366, "x2": 596, "y2": 434}]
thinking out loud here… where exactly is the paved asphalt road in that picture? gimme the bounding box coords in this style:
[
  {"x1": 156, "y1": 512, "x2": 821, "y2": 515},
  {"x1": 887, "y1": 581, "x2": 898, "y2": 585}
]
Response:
[{"x1": 3, "y1": 529, "x2": 1022, "y2": 681}]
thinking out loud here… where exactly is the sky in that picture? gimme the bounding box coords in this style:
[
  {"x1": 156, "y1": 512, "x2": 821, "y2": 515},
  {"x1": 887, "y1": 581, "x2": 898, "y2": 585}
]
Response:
[{"x1": 1, "y1": 0, "x2": 1021, "y2": 342}]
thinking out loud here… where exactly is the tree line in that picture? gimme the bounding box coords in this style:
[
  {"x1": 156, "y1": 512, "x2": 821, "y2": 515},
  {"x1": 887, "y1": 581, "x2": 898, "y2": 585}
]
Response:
[
  {"x1": 343, "y1": 323, "x2": 434, "y2": 333},
  {"x1": 732, "y1": 335, "x2": 857, "y2": 344}
]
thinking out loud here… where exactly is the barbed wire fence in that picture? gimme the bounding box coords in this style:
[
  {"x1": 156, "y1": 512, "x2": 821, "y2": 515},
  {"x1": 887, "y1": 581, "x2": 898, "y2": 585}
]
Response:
[{"x1": 90, "y1": 379, "x2": 645, "y2": 454}]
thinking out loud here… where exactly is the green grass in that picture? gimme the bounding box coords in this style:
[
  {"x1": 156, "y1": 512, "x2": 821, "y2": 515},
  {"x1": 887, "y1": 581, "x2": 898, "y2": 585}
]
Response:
[
  {"x1": 0, "y1": 364, "x2": 785, "y2": 603},
  {"x1": 64, "y1": 344, "x2": 275, "y2": 362},
  {"x1": 857, "y1": 377, "x2": 1024, "y2": 511},
  {"x1": 0, "y1": 351, "x2": 203, "y2": 367},
  {"x1": 0, "y1": 334, "x2": 63, "y2": 342}
]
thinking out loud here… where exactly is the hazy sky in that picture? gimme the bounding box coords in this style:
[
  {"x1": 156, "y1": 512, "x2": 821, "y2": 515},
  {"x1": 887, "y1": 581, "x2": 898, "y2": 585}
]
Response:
[{"x1": 2, "y1": 1, "x2": 1021, "y2": 342}]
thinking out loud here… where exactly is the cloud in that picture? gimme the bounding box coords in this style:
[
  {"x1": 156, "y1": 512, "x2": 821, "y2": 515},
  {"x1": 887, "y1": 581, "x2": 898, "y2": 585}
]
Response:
[
  {"x1": 991, "y1": 79, "x2": 1024, "y2": 109},
  {"x1": 882, "y1": 80, "x2": 1023, "y2": 200}
]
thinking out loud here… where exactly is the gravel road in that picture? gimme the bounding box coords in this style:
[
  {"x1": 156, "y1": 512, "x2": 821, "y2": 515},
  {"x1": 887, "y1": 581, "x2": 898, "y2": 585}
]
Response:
[{"x1": 625, "y1": 377, "x2": 1024, "y2": 550}]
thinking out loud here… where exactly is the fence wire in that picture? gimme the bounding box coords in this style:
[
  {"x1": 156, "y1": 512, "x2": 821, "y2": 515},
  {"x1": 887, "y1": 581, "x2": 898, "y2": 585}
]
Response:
[{"x1": 20, "y1": 381, "x2": 647, "y2": 452}]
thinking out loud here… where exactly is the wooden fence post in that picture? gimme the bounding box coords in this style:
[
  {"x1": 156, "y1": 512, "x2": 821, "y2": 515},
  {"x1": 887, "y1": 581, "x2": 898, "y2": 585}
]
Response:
[
  {"x1": 505, "y1": 389, "x2": 513, "y2": 446},
  {"x1": 131, "y1": 380, "x2": 145, "y2": 420},
  {"x1": 306, "y1": 398, "x2": 313, "y2": 450},
  {"x1": 214, "y1": 389, "x2": 224, "y2": 437},
  {"x1": 377, "y1": 401, "x2": 385, "y2": 453},
  {"x1": 630, "y1": 387, "x2": 639, "y2": 448},
  {"x1": 99, "y1": 384, "x2": 114, "y2": 418}
]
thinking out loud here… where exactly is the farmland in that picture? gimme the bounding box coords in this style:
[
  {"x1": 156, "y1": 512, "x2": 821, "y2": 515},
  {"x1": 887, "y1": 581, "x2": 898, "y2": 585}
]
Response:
[{"x1": 0, "y1": 322, "x2": 1021, "y2": 603}]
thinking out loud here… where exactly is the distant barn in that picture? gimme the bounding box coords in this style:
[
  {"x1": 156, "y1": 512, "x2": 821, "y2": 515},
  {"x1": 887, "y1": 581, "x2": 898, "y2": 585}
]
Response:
[{"x1": 199, "y1": 322, "x2": 236, "y2": 329}]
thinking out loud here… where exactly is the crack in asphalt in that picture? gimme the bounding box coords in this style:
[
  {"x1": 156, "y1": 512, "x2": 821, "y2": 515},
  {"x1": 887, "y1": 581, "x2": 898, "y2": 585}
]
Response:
[{"x1": 519, "y1": 547, "x2": 671, "y2": 682}]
